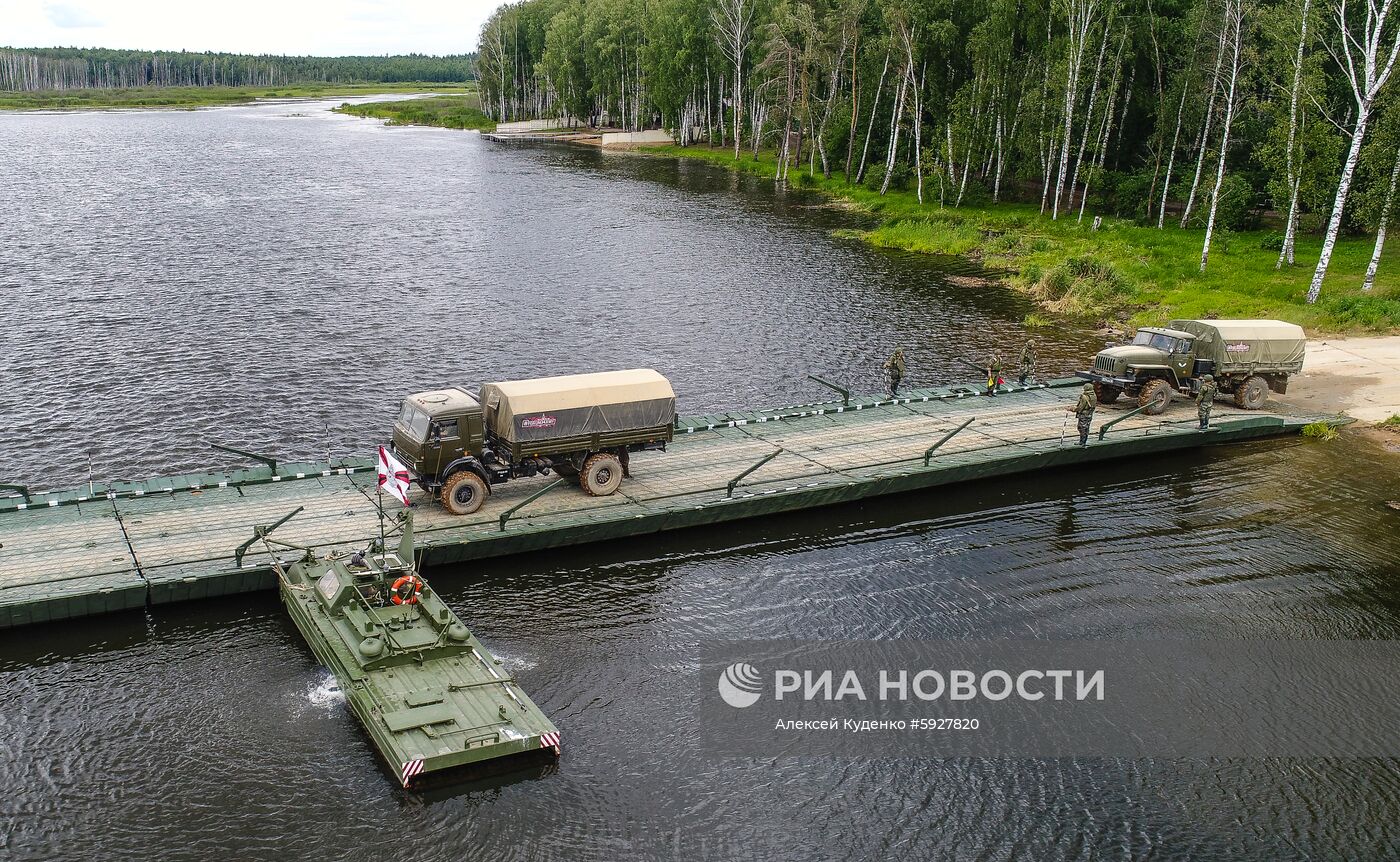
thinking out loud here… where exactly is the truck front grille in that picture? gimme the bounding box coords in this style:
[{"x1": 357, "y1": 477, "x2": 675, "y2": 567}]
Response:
[{"x1": 1094, "y1": 355, "x2": 1120, "y2": 374}]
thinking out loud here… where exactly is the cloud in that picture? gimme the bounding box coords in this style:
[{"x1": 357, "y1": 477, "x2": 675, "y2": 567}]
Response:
[{"x1": 44, "y1": 3, "x2": 103, "y2": 28}]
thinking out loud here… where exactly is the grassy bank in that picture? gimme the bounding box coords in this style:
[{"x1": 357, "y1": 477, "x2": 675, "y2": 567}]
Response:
[
  {"x1": 0, "y1": 83, "x2": 474, "y2": 111},
  {"x1": 650, "y1": 144, "x2": 1400, "y2": 334},
  {"x1": 333, "y1": 95, "x2": 493, "y2": 131}
]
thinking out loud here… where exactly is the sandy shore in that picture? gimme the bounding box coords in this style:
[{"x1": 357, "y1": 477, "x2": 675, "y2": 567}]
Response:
[{"x1": 1276, "y1": 338, "x2": 1400, "y2": 446}]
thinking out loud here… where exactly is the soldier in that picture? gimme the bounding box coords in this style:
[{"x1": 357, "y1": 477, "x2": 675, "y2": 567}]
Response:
[
  {"x1": 1018, "y1": 339, "x2": 1037, "y2": 385},
  {"x1": 985, "y1": 351, "x2": 1003, "y2": 396},
  {"x1": 1067, "y1": 382, "x2": 1096, "y2": 446},
  {"x1": 883, "y1": 348, "x2": 907, "y2": 396},
  {"x1": 1196, "y1": 374, "x2": 1217, "y2": 431}
]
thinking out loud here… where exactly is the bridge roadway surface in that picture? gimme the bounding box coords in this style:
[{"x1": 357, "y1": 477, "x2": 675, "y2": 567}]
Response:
[{"x1": 0, "y1": 379, "x2": 1336, "y2": 628}]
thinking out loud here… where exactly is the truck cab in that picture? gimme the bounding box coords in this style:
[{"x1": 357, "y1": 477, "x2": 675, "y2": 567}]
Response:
[
  {"x1": 1078, "y1": 327, "x2": 1199, "y2": 414},
  {"x1": 391, "y1": 388, "x2": 489, "y2": 494}
]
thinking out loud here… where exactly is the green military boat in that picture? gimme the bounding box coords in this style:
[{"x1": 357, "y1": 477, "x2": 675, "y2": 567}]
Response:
[{"x1": 264, "y1": 511, "x2": 560, "y2": 788}]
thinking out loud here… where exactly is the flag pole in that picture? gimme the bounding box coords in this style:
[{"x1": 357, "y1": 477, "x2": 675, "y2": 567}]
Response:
[{"x1": 347, "y1": 470, "x2": 389, "y2": 551}]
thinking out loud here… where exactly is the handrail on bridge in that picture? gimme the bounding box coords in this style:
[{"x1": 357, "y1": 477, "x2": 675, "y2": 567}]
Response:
[
  {"x1": 0, "y1": 483, "x2": 32, "y2": 503},
  {"x1": 234, "y1": 506, "x2": 304, "y2": 566},
  {"x1": 211, "y1": 442, "x2": 279, "y2": 471},
  {"x1": 499, "y1": 478, "x2": 566, "y2": 531},
  {"x1": 727, "y1": 448, "x2": 784, "y2": 497},
  {"x1": 807, "y1": 374, "x2": 851, "y2": 406},
  {"x1": 1098, "y1": 404, "x2": 1154, "y2": 440},
  {"x1": 924, "y1": 418, "x2": 976, "y2": 465}
]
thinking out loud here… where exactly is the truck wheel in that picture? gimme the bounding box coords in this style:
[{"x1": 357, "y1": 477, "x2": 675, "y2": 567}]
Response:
[
  {"x1": 1094, "y1": 383, "x2": 1122, "y2": 404},
  {"x1": 440, "y1": 471, "x2": 488, "y2": 515},
  {"x1": 1138, "y1": 379, "x2": 1172, "y2": 415},
  {"x1": 580, "y1": 453, "x2": 624, "y2": 497},
  {"x1": 1234, "y1": 375, "x2": 1269, "y2": 409}
]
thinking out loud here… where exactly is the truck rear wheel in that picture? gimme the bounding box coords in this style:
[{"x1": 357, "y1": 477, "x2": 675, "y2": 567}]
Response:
[
  {"x1": 1234, "y1": 375, "x2": 1269, "y2": 410},
  {"x1": 1138, "y1": 379, "x2": 1172, "y2": 415},
  {"x1": 1094, "y1": 383, "x2": 1122, "y2": 404},
  {"x1": 580, "y1": 453, "x2": 624, "y2": 497},
  {"x1": 440, "y1": 471, "x2": 488, "y2": 515}
]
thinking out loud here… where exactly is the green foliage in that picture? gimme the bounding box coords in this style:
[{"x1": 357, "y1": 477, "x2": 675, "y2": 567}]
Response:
[
  {"x1": 1378, "y1": 414, "x2": 1400, "y2": 428},
  {"x1": 1211, "y1": 175, "x2": 1259, "y2": 232},
  {"x1": 1301, "y1": 422, "x2": 1339, "y2": 440},
  {"x1": 1317, "y1": 293, "x2": 1400, "y2": 329},
  {"x1": 1032, "y1": 256, "x2": 1134, "y2": 316},
  {"x1": 335, "y1": 95, "x2": 493, "y2": 131}
]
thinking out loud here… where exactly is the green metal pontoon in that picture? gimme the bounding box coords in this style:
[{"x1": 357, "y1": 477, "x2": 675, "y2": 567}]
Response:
[{"x1": 267, "y1": 512, "x2": 560, "y2": 788}]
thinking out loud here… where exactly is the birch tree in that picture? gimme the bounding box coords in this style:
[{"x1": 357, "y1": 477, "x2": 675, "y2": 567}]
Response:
[
  {"x1": 1307, "y1": 0, "x2": 1400, "y2": 303},
  {"x1": 1200, "y1": 0, "x2": 1245, "y2": 271},
  {"x1": 1277, "y1": 0, "x2": 1315, "y2": 266},
  {"x1": 712, "y1": 0, "x2": 757, "y2": 159},
  {"x1": 1052, "y1": 0, "x2": 1103, "y2": 219},
  {"x1": 1157, "y1": 9, "x2": 1204, "y2": 228},
  {"x1": 1364, "y1": 142, "x2": 1400, "y2": 289},
  {"x1": 1181, "y1": 18, "x2": 1230, "y2": 227}
]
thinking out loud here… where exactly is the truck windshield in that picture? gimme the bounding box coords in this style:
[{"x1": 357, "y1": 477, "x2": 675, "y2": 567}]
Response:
[
  {"x1": 397, "y1": 402, "x2": 432, "y2": 441},
  {"x1": 1132, "y1": 332, "x2": 1181, "y2": 352}
]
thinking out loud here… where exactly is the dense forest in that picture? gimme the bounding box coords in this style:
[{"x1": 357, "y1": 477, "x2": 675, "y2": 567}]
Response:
[
  {"x1": 0, "y1": 48, "x2": 475, "y2": 91},
  {"x1": 476, "y1": 0, "x2": 1400, "y2": 302}
]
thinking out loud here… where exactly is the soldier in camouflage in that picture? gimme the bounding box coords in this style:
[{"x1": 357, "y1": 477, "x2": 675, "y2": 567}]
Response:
[
  {"x1": 1018, "y1": 339, "x2": 1037, "y2": 385},
  {"x1": 1196, "y1": 373, "x2": 1217, "y2": 430},
  {"x1": 1068, "y1": 382, "x2": 1096, "y2": 446},
  {"x1": 883, "y1": 349, "x2": 907, "y2": 396},
  {"x1": 985, "y1": 352, "x2": 1003, "y2": 396}
]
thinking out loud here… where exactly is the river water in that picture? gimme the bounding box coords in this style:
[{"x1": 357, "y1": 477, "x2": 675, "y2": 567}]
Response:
[{"x1": 2, "y1": 97, "x2": 1398, "y2": 861}]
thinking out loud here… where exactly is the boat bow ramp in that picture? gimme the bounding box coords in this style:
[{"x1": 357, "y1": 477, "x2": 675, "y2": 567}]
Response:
[{"x1": 0, "y1": 379, "x2": 1342, "y2": 629}]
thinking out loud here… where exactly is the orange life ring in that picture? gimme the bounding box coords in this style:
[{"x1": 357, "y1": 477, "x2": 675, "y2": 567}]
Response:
[{"x1": 391, "y1": 574, "x2": 423, "y2": 605}]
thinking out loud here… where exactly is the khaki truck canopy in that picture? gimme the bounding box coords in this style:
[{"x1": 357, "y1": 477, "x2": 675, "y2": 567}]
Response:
[
  {"x1": 1168, "y1": 319, "x2": 1306, "y2": 372},
  {"x1": 479, "y1": 369, "x2": 676, "y2": 444}
]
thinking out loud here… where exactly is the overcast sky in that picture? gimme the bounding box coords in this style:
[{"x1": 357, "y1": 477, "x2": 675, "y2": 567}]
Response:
[{"x1": 5, "y1": 0, "x2": 494, "y2": 55}]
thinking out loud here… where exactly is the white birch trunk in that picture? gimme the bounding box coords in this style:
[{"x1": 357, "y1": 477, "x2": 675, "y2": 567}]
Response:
[
  {"x1": 1053, "y1": 0, "x2": 1099, "y2": 220},
  {"x1": 1181, "y1": 22, "x2": 1229, "y2": 227},
  {"x1": 880, "y1": 61, "x2": 910, "y2": 195},
  {"x1": 856, "y1": 49, "x2": 891, "y2": 184},
  {"x1": 1277, "y1": 0, "x2": 1313, "y2": 267},
  {"x1": 1309, "y1": 116, "x2": 1370, "y2": 301},
  {"x1": 1200, "y1": 0, "x2": 1243, "y2": 271},
  {"x1": 1157, "y1": 75, "x2": 1190, "y2": 228},
  {"x1": 1364, "y1": 144, "x2": 1400, "y2": 290},
  {"x1": 1068, "y1": 19, "x2": 1111, "y2": 217}
]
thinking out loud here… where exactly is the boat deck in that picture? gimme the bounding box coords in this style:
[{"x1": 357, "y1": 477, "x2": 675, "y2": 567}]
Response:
[{"x1": 0, "y1": 379, "x2": 1341, "y2": 628}]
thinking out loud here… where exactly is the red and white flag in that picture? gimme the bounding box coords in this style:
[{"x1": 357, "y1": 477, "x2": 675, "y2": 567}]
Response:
[{"x1": 377, "y1": 445, "x2": 412, "y2": 507}]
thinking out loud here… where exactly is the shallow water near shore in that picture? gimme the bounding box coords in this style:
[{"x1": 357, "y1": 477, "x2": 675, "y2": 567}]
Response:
[{"x1": 2, "y1": 97, "x2": 1398, "y2": 861}]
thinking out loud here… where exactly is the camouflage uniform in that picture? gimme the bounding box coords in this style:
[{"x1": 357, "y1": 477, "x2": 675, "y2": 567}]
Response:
[
  {"x1": 986, "y1": 352, "x2": 1003, "y2": 396},
  {"x1": 883, "y1": 349, "x2": 907, "y2": 396},
  {"x1": 1018, "y1": 340, "x2": 1037, "y2": 385},
  {"x1": 1196, "y1": 374, "x2": 1217, "y2": 430},
  {"x1": 1070, "y1": 383, "x2": 1096, "y2": 446}
]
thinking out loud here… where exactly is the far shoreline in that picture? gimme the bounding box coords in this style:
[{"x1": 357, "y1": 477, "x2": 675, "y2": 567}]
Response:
[{"x1": 0, "y1": 82, "x2": 473, "y2": 112}]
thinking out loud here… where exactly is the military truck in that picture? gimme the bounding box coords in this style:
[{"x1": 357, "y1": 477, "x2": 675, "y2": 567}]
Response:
[
  {"x1": 391, "y1": 369, "x2": 676, "y2": 515},
  {"x1": 1076, "y1": 319, "x2": 1306, "y2": 415}
]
